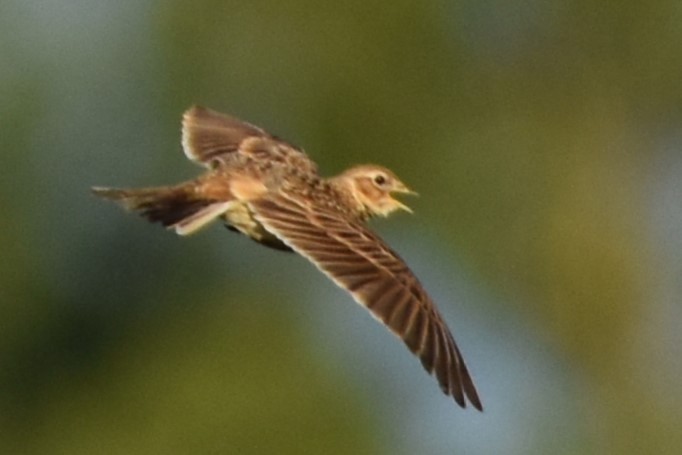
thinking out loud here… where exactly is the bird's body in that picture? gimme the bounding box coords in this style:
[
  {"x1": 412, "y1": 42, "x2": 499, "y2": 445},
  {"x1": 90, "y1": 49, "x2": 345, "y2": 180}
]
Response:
[{"x1": 93, "y1": 106, "x2": 482, "y2": 410}]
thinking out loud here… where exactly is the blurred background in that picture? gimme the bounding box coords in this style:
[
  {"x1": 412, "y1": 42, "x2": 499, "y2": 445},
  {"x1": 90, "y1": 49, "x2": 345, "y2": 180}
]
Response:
[{"x1": 1, "y1": 1, "x2": 681, "y2": 453}]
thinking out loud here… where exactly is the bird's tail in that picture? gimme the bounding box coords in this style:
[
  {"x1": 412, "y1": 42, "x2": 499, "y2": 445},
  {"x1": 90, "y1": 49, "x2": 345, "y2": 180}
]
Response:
[{"x1": 92, "y1": 182, "x2": 231, "y2": 235}]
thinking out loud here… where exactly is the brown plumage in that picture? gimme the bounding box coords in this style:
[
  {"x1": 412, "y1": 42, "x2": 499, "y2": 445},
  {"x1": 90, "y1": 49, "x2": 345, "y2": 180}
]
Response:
[{"x1": 93, "y1": 106, "x2": 482, "y2": 410}]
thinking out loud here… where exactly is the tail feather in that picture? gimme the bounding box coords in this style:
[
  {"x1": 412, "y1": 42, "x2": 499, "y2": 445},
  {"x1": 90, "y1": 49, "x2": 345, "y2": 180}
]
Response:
[{"x1": 92, "y1": 183, "x2": 230, "y2": 235}]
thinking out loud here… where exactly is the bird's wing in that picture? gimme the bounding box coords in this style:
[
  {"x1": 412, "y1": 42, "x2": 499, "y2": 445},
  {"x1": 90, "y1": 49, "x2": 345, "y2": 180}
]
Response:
[
  {"x1": 181, "y1": 106, "x2": 318, "y2": 174},
  {"x1": 248, "y1": 192, "x2": 482, "y2": 410}
]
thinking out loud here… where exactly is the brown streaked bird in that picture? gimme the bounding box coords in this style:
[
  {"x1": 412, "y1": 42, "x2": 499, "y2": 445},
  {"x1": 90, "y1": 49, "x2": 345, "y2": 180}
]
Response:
[{"x1": 93, "y1": 106, "x2": 482, "y2": 410}]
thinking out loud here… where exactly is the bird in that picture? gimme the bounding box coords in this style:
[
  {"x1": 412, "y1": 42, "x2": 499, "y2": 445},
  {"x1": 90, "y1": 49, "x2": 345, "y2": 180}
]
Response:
[{"x1": 92, "y1": 106, "x2": 482, "y2": 410}]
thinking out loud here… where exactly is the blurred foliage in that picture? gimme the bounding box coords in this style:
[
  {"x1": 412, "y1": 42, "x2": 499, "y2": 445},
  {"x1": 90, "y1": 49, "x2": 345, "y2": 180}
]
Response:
[{"x1": 1, "y1": 0, "x2": 681, "y2": 453}]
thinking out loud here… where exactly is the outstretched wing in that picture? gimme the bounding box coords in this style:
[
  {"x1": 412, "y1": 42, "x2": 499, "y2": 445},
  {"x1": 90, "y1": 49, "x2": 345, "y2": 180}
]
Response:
[
  {"x1": 181, "y1": 106, "x2": 318, "y2": 174},
  {"x1": 249, "y1": 193, "x2": 482, "y2": 410}
]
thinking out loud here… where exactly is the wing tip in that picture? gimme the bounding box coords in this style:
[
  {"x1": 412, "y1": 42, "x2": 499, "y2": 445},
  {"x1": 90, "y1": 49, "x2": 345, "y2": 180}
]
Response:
[
  {"x1": 461, "y1": 368, "x2": 484, "y2": 412},
  {"x1": 448, "y1": 359, "x2": 483, "y2": 411},
  {"x1": 182, "y1": 105, "x2": 220, "y2": 163},
  {"x1": 183, "y1": 104, "x2": 210, "y2": 122}
]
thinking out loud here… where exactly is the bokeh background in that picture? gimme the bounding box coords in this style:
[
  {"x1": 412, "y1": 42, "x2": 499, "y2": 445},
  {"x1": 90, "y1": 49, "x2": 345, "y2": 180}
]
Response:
[{"x1": 2, "y1": 1, "x2": 681, "y2": 453}]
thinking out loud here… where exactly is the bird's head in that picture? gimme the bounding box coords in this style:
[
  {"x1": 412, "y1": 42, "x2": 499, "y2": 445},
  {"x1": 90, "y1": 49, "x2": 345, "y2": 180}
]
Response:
[{"x1": 338, "y1": 165, "x2": 417, "y2": 218}]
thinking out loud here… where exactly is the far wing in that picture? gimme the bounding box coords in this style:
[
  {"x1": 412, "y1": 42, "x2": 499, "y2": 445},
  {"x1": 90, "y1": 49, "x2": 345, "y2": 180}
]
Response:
[
  {"x1": 181, "y1": 106, "x2": 317, "y2": 174},
  {"x1": 249, "y1": 193, "x2": 482, "y2": 410}
]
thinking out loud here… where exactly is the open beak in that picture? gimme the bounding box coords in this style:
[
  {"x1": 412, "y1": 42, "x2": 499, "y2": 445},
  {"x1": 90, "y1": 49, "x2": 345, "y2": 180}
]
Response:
[{"x1": 390, "y1": 185, "x2": 418, "y2": 214}]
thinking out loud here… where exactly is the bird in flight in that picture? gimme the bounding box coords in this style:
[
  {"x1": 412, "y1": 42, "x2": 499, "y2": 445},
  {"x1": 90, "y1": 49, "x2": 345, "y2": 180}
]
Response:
[{"x1": 93, "y1": 106, "x2": 482, "y2": 410}]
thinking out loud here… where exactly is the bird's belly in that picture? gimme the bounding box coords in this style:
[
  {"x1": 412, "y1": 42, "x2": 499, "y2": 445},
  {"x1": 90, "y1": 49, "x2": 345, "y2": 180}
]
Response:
[{"x1": 223, "y1": 201, "x2": 292, "y2": 252}]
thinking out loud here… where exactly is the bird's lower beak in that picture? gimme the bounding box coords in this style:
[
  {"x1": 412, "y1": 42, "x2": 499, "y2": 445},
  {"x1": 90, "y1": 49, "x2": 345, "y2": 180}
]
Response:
[
  {"x1": 390, "y1": 187, "x2": 418, "y2": 214},
  {"x1": 393, "y1": 198, "x2": 414, "y2": 214}
]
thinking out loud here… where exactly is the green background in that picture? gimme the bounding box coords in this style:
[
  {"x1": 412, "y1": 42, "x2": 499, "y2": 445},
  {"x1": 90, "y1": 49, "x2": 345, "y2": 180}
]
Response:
[{"x1": 2, "y1": 1, "x2": 681, "y2": 453}]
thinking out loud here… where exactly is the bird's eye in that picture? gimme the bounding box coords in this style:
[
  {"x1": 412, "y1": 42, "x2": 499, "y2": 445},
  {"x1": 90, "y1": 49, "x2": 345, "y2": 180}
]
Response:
[{"x1": 373, "y1": 174, "x2": 387, "y2": 186}]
